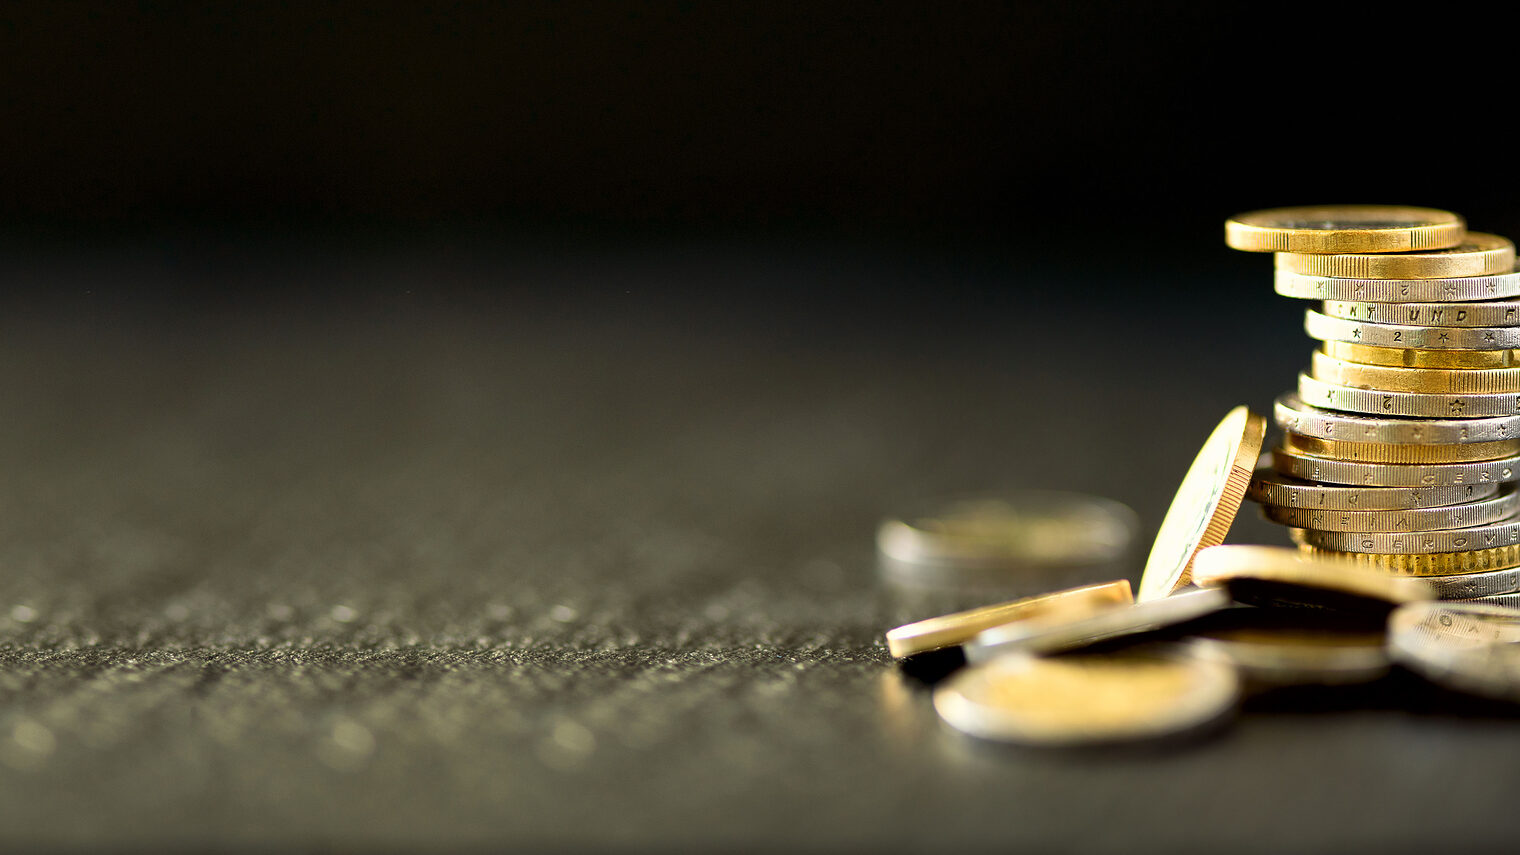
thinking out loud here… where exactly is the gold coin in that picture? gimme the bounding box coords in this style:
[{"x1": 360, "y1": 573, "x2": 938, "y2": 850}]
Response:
[
  {"x1": 1323, "y1": 341, "x2": 1520, "y2": 369},
  {"x1": 1281, "y1": 433, "x2": 1520, "y2": 463},
  {"x1": 1276, "y1": 233, "x2": 1515, "y2": 279},
  {"x1": 1139, "y1": 407, "x2": 1267, "y2": 601},
  {"x1": 883, "y1": 580, "x2": 1133, "y2": 658},
  {"x1": 932, "y1": 652, "x2": 1239, "y2": 746},
  {"x1": 1224, "y1": 205, "x2": 1464, "y2": 253},
  {"x1": 1311, "y1": 349, "x2": 1520, "y2": 395},
  {"x1": 1294, "y1": 538, "x2": 1520, "y2": 576},
  {"x1": 1191, "y1": 544, "x2": 1433, "y2": 607}
]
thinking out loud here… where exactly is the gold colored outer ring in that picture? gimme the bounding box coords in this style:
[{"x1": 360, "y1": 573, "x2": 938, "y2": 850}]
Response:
[
  {"x1": 884, "y1": 580, "x2": 1134, "y2": 658},
  {"x1": 1324, "y1": 341, "x2": 1520, "y2": 369},
  {"x1": 1295, "y1": 538, "x2": 1520, "y2": 577},
  {"x1": 1191, "y1": 545, "x2": 1432, "y2": 603},
  {"x1": 1276, "y1": 233, "x2": 1515, "y2": 279},
  {"x1": 1283, "y1": 432, "x2": 1520, "y2": 463},
  {"x1": 1224, "y1": 206, "x2": 1464, "y2": 253},
  {"x1": 1310, "y1": 351, "x2": 1520, "y2": 395}
]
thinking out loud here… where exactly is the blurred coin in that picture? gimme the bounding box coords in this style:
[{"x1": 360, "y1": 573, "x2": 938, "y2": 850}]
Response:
[
  {"x1": 1306, "y1": 308, "x2": 1520, "y2": 351},
  {"x1": 933, "y1": 651, "x2": 1239, "y2": 746},
  {"x1": 1225, "y1": 205, "x2": 1463, "y2": 253},
  {"x1": 1389, "y1": 601, "x2": 1520, "y2": 701},
  {"x1": 1283, "y1": 432, "x2": 1520, "y2": 463},
  {"x1": 884, "y1": 580, "x2": 1134, "y2": 659},
  {"x1": 1296, "y1": 520, "x2": 1520, "y2": 555},
  {"x1": 1138, "y1": 406, "x2": 1266, "y2": 601},
  {"x1": 965, "y1": 587, "x2": 1231, "y2": 662},
  {"x1": 1295, "y1": 539, "x2": 1520, "y2": 577},
  {"x1": 1182, "y1": 608, "x2": 1391, "y2": 686},
  {"x1": 1298, "y1": 374, "x2": 1520, "y2": 420},
  {"x1": 1275, "y1": 267, "x2": 1520, "y2": 302},
  {"x1": 1322, "y1": 341, "x2": 1520, "y2": 370},
  {"x1": 1272, "y1": 446, "x2": 1520, "y2": 487},
  {"x1": 1260, "y1": 487, "x2": 1519, "y2": 532},
  {"x1": 1190, "y1": 544, "x2": 1432, "y2": 610},
  {"x1": 1310, "y1": 351, "x2": 1520, "y2": 396},
  {"x1": 1322, "y1": 299, "x2": 1520, "y2": 328},
  {"x1": 1278, "y1": 233, "x2": 1515, "y2": 279},
  {"x1": 1250, "y1": 466, "x2": 1498, "y2": 511},
  {"x1": 1276, "y1": 392, "x2": 1520, "y2": 444},
  {"x1": 1454, "y1": 593, "x2": 1520, "y2": 608}
]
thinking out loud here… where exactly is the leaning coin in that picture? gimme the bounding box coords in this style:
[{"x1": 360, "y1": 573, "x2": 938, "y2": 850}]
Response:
[
  {"x1": 1296, "y1": 521, "x2": 1520, "y2": 555},
  {"x1": 965, "y1": 587, "x2": 1231, "y2": 662},
  {"x1": 1306, "y1": 309, "x2": 1520, "y2": 351},
  {"x1": 1277, "y1": 233, "x2": 1515, "y2": 279},
  {"x1": 1138, "y1": 406, "x2": 1266, "y2": 601},
  {"x1": 1249, "y1": 467, "x2": 1498, "y2": 511},
  {"x1": 933, "y1": 651, "x2": 1239, "y2": 746},
  {"x1": 1295, "y1": 540, "x2": 1520, "y2": 577},
  {"x1": 1298, "y1": 374, "x2": 1520, "y2": 419},
  {"x1": 1322, "y1": 299, "x2": 1520, "y2": 328},
  {"x1": 1182, "y1": 608, "x2": 1392, "y2": 686},
  {"x1": 1190, "y1": 544, "x2": 1432, "y2": 611},
  {"x1": 884, "y1": 580, "x2": 1134, "y2": 658},
  {"x1": 1310, "y1": 351, "x2": 1520, "y2": 396},
  {"x1": 1282, "y1": 432, "x2": 1520, "y2": 463},
  {"x1": 1322, "y1": 341, "x2": 1520, "y2": 370},
  {"x1": 1274, "y1": 267, "x2": 1520, "y2": 302},
  {"x1": 1272, "y1": 446, "x2": 1520, "y2": 487},
  {"x1": 1224, "y1": 205, "x2": 1464, "y2": 253},
  {"x1": 1274, "y1": 393, "x2": 1520, "y2": 445},
  {"x1": 1261, "y1": 488, "x2": 1520, "y2": 533},
  {"x1": 1388, "y1": 601, "x2": 1520, "y2": 702}
]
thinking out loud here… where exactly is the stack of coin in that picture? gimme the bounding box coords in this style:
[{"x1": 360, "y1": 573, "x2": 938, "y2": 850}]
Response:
[{"x1": 1225, "y1": 206, "x2": 1520, "y2": 602}]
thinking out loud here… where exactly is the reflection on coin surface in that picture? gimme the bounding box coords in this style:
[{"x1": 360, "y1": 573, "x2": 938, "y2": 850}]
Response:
[
  {"x1": 1224, "y1": 205, "x2": 1463, "y2": 253},
  {"x1": 1139, "y1": 407, "x2": 1266, "y2": 601},
  {"x1": 933, "y1": 652, "x2": 1239, "y2": 746},
  {"x1": 1191, "y1": 545, "x2": 1432, "y2": 610},
  {"x1": 885, "y1": 580, "x2": 1134, "y2": 658},
  {"x1": 1277, "y1": 233, "x2": 1515, "y2": 279},
  {"x1": 877, "y1": 491, "x2": 1138, "y2": 569},
  {"x1": 965, "y1": 587, "x2": 1230, "y2": 662},
  {"x1": 1183, "y1": 608, "x2": 1391, "y2": 686},
  {"x1": 1389, "y1": 601, "x2": 1520, "y2": 701}
]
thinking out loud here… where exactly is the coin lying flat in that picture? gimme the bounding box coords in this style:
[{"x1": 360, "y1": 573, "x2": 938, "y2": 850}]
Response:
[
  {"x1": 884, "y1": 580, "x2": 1134, "y2": 658},
  {"x1": 1274, "y1": 268, "x2": 1520, "y2": 302},
  {"x1": 933, "y1": 651, "x2": 1239, "y2": 746},
  {"x1": 1277, "y1": 233, "x2": 1515, "y2": 279},
  {"x1": 877, "y1": 492, "x2": 1139, "y2": 570},
  {"x1": 1310, "y1": 351, "x2": 1520, "y2": 396},
  {"x1": 1295, "y1": 540, "x2": 1520, "y2": 577},
  {"x1": 1249, "y1": 467, "x2": 1498, "y2": 511},
  {"x1": 1389, "y1": 601, "x2": 1520, "y2": 702},
  {"x1": 1260, "y1": 488, "x2": 1519, "y2": 533},
  {"x1": 1224, "y1": 206, "x2": 1463, "y2": 254},
  {"x1": 1182, "y1": 608, "x2": 1392, "y2": 686},
  {"x1": 1272, "y1": 446, "x2": 1520, "y2": 488},
  {"x1": 1283, "y1": 432, "x2": 1520, "y2": 463},
  {"x1": 1138, "y1": 407, "x2": 1266, "y2": 601},
  {"x1": 1191, "y1": 545, "x2": 1432, "y2": 610},
  {"x1": 1274, "y1": 393, "x2": 1520, "y2": 444},
  {"x1": 1297, "y1": 521, "x2": 1520, "y2": 555},
  {"x1": 1306, "y1": 309, "x2": 1520, "y2": 351},
  {"x1": 1298, "y1": 374, "x2": 1520, "y2": 419},
  {"x1": 1322, "y1": 341, "x2": 1520, "y2": 370},
  {"x1": 1322, "y1": 299, "x2": 1520, "y2": 328},
  {"x1": 965, "y1": 587, "x2": 1231, "y2": 662}
]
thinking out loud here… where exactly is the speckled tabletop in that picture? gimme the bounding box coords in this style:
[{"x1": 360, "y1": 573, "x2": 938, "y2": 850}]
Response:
[{"x1": 3, "y1": 240, "x2": 1519, "y2": 851}]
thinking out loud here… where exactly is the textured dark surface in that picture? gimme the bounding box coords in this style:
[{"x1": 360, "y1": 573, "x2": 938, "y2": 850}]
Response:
[{"x1": 3, "y1": 239, "x2": 1519, "y2": 851}]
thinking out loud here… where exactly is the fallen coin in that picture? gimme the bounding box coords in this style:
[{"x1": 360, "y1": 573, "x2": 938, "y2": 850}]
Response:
[
  {"x1": 1182, "y1": 608, "x2": 1392, "y2": 686},
  {"x1": 1190, "y1": 544, "x2": 1432, "y2": 611},
  {"x1": 965, "y1": 587, "x2": 1231, "y2": 662},
  {"x1": 884, "y1": 580, "x2": 1134, "y2": 658},
  {"x1": 933, "y1": 650, "x2": 1239, "y2": 746},
  {"x1": 1389, "y1": 601, "x2": 1520, "y2": 702}
]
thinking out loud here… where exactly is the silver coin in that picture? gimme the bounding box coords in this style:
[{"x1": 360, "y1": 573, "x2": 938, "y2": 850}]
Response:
[
  {"x1": 1249, "y1": 466, "x2": 1498, "y2": 511},
  {"x1": 1423, "y1": 565, "x2": 1520, "y2": 599},
  {"x1": 876, "y1": 491, "x2": 1139, "y2": 569},
  {"x1": 1272, "y1": 446, "x2": 1520, "y2": 487},
  {"x1": 1388, "y1": 601, "x2": 1520, "y2": 701},
  {"x1": 1453, "y1": 593, "x2": 1520, "y2": 608},
  {"x1": 964, "y1": 587, "x2": 1230, "y2": 662},
  {"x1": 1275, "y1": 393, "x2": 1520, "y2": 444},
  {"x1": 1299, "y1": 374, "x2": 1520, "y2": 419},
  {"x1": 1305, "y1": 309, "x2": 1520, "y2": 350},
  {"x1": 1274, "y1": 267, "x2": 1520, "y2": 302},
  {"x1": 1322, "y1": 299, "x2": 1520, "y2": 328},
  {"x1": 1298, "y1": 517, "x2": 1520, "y2": 554},
  {"x1": 1261, "y1": 487, "x2": 1520, "y2": 532},
  {"x1": 1184, "y1": 609, "x2": 1391, "y2": 687}
]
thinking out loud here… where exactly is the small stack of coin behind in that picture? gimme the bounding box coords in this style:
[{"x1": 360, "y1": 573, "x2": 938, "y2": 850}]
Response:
[{"x1": 1226, "y1": 206, "x2": 1520, "y2": 602}]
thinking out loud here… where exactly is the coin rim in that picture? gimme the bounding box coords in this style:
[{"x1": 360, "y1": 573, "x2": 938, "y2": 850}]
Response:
[
  {"x1": 1224, "y1": 206, "x2": 1464, "y2": 253},
  {"x1": 883, "y1": 579, "x2": 1135, "y2": 658}
]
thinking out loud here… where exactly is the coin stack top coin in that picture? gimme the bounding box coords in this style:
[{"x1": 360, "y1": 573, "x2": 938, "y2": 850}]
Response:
[{"x1": 1226, "y1": 205, "x2": 1520, "y2": 598}]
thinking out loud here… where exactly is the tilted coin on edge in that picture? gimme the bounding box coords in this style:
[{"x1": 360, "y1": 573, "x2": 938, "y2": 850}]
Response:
[
  {"x1": 1137, "y1": 406, "x2": 1267, "y2": 601},
  {"x1": 884, "y1": 579, "x2": 1134, "y2": 659}
]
